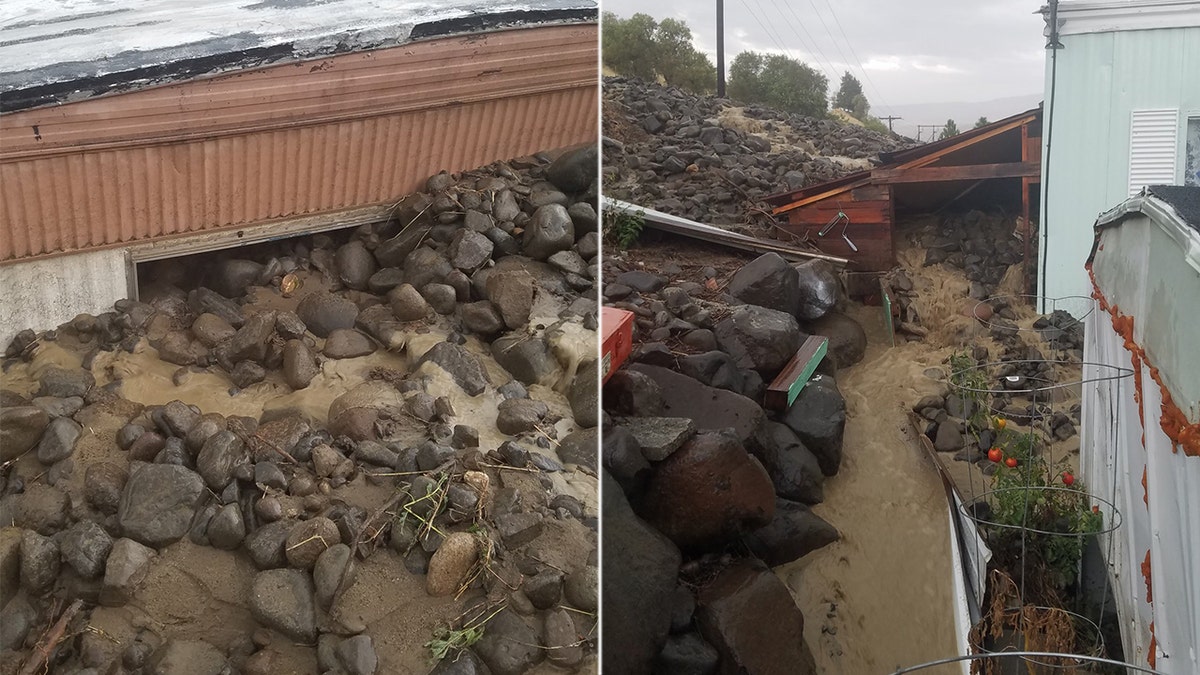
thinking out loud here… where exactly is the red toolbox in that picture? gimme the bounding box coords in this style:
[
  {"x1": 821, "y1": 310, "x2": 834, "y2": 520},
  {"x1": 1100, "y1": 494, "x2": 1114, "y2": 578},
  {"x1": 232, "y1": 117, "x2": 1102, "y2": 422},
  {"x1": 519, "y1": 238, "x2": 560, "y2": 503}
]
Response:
[{"x1": 601, "y1": 306, "x2": 634, "y2": 383}]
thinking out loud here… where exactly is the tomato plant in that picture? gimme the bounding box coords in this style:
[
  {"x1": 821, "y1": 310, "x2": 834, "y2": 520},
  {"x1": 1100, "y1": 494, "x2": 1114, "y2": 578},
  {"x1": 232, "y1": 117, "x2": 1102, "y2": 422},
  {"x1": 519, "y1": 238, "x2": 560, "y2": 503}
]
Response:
[{"x1": 988, "y1": 447, "x2": 1003, "y2": 463}]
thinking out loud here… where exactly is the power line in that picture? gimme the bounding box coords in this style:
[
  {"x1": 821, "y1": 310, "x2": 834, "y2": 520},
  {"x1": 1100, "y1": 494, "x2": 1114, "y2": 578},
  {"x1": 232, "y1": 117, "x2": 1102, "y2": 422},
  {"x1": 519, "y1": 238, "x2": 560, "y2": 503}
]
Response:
[
  {"x1": 736, "y1": 0, "x2": 794, "y2": 61},
  {"x1": 765, "y1": 0, "x2": 844, "y2": 88},
  {"x1": 816, "y1": 0, "x2": 897, "y2": 117}
]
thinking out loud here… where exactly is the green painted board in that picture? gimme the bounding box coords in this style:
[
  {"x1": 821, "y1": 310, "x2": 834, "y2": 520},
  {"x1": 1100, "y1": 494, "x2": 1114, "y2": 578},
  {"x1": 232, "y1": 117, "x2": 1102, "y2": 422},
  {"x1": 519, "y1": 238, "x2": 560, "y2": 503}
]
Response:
[
  {"x1": 881, "y1": 278, "x2": 895, "y2": 348},
  {"x1": 787, "y1": 338, "x2": 827, "y2": 407}
]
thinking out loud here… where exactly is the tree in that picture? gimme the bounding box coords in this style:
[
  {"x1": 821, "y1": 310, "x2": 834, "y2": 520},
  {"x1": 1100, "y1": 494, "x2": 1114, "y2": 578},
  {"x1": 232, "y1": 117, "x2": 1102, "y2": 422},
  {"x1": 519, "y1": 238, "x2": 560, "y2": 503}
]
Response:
[
  {"x1": 728, "y1": 51, "x2": 829, "y2": 118},
  {"x1": 602, "y1": 13, "x2": 716, "y2": 94},
  {"x1": 974, "y1": 116, "x2": 990, "y2": 129},
  {"x1": 833, "y1": 71, "x2": 864, "y2": 111},
  {"x1": 850, "y1": 93, "x2": 870, "y2": 120},
  {"x1": 939, "y1": 118, "x2": 960, "y2": 140}
]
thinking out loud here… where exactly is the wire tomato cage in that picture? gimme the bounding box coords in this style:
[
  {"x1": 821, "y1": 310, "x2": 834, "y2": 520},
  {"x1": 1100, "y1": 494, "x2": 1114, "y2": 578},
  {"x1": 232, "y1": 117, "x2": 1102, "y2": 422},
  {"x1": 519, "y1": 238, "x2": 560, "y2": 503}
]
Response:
[{"x1": 901, "y1": 295, "x2": 1146, "y2": 674}]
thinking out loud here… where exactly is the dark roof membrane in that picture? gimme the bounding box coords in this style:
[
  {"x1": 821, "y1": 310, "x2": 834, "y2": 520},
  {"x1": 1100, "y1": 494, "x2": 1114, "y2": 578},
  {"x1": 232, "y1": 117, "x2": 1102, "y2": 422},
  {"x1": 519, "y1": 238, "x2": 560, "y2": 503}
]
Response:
[{"x1": 1148, "y1": 185, "x2": 1200, "y2": 233}]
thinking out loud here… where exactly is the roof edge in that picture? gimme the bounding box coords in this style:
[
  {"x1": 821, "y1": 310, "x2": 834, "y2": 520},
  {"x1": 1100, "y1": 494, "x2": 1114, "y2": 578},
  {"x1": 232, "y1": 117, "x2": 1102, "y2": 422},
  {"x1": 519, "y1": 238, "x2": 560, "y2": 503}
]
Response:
[
  {"x1": 1041, "y1": 0, "x2": 1200, "y2": 37},
  {"x1": 1090, "y1": 188, "x2": 1200, "y2": 274}
]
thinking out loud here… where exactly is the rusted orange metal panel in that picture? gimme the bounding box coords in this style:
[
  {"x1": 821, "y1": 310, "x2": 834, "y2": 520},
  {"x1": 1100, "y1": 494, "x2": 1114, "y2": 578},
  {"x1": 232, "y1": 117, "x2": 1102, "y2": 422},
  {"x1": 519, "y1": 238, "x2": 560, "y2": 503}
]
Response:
[{"x1": 0, "y1": 24, "x2": 598, "y2": 262}]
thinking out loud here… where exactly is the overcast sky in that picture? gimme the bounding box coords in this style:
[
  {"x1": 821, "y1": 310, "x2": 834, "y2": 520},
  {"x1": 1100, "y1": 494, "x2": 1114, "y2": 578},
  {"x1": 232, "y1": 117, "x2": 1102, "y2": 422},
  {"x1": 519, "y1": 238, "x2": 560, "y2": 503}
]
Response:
[{"x1": 603, "y1": 0, "x2": 1048, "y2": 114}]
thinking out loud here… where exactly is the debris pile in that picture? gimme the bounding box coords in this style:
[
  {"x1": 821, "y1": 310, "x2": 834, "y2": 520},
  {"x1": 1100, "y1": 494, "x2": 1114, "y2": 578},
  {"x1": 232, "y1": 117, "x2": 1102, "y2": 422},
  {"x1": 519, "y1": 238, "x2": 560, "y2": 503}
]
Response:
[
  {"x1": 601, "y1": 245, "x2": 868, "y2": 674},
  {"x1": 0, "y1": 148, "x2": 600, "y2": 674},
  {"x1": 602, "y1": 76, "x2": 910, "y2": 228}
]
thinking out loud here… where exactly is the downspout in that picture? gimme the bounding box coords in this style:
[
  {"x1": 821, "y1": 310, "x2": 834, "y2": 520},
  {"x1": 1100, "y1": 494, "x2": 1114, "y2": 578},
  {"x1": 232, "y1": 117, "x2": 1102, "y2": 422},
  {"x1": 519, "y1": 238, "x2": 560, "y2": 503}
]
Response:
[{"x1": 1039, "y1": 0, "x2": 1064, "y2": 313}]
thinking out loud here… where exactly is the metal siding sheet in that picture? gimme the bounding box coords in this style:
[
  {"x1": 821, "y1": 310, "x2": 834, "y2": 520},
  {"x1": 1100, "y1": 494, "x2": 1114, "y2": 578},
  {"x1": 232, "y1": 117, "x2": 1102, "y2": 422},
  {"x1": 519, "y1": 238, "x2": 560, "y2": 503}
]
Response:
[
  {"x1": 1042, "y1": 25, "x2": 1200, "y2": 302},
  {"x1": 0, "y1": 25, "x2": 597, "y2": 262}
]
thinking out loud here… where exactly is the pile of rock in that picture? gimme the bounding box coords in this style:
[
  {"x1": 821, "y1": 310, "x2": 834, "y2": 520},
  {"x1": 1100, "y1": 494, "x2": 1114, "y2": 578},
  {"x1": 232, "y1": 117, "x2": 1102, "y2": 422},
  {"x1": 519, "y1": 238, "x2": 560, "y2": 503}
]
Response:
[
  {"x1": 0, "y1": 148, "x2": 600, "y2": 674},
  {"x1": 602, "y1": 76, "x2": 910, "y2": 228},
  {"x1": 920, "y1": 210, "x2": 1026, "y2": 301},
  {"x1": 600, "y1": 250, "x2": 868, "y2": 674}
]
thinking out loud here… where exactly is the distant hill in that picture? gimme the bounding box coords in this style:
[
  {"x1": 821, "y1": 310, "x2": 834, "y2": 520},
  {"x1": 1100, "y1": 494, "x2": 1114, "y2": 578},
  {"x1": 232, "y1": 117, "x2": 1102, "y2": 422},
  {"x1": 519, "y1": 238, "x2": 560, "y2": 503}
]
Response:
[{"x1": 881, "y1": 93, "x2": 1043, "y2": 140}]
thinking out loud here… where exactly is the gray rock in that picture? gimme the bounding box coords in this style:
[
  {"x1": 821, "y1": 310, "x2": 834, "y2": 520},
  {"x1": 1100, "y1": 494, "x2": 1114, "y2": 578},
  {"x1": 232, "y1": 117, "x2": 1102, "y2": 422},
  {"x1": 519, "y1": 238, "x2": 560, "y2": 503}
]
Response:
[
  {"x1": 417, "y1": 342, "x2": 490, "y2": 396},
  {"x1": 230, "y1": 360, "x2": 267, "y2": 388},
  {"x1": 464, "y1": 209, "x2": 494, "y2": 233},
  {"x1": 713, "y1": 305, "x2": 802, "y2": 375},
  {"x1": 569, "y1": 358, "x2": 599, "y2": 429},
  {"x1": 250, "y1": 569, "x2": 316, "y2": 642},
  {"x1": 577, "y1": 230, "x2": 599, "y2": 260},
  {"x1": 727, "y1": 253, "x2": 800, "y2": 317},
  {"x1": 219, "y1": 310, "x2": 276, "y2": 366},
  {"x1": 751, "y1": 422, "x2": 825, "y2": 505},
  {"x1": 61, "y1": 520, "x2": 114, "y2": 578},
  {"x1": 422, "y1": 283, "x2": 458, "y2": 315},
  {"x1": 743, "y1": 498, "x2": 838, "y2": 566},
  {"x1": 0, "y1": 406, "x2": 49, "y2": 461},
  {"x1": 13, "y1": 483, "x2": 70, "y2": 534},
  {"x1": 430, "y1": 649, "x2": 492, "y2": 675},
  {"x1": 160, "y1": 400, "x2": 201, "y2": 437},
  {"x1": 544, "y1": 607, "x2": 583, "y2": 667},
  {"x1": 934, "y1": 421, "x2": 965, "y2": 452},
  {"x1": 254, "y1": 462, "x2": 287, "y2": 490},
  {"x1": 336, "y1": 240, "x2": 377, "y2": 291},
  {"x1": 486, "y1": 271, "x2": 535, "y2": 330},
  {"x1": 495, "y1": 512, "x2": 544, "y2": 548},
  {"x1": 100, "y1": 538, "x2": 155, "y2": 606},
  {"x1": 567, "y1": 201, "x2": 598, "y2": 233},
  {"x1": 127, "y1": 431, "x2": 167, "y2": 462},
  {"x1": 313, "y1": 543, "x2": 354, "y2": 609},
  {"x1": 492, "y1": 334, "x2": 557, "y2": 386},
  {"x1": 564, "y1": 564, "x2": 598, "y2": 612},
  {"x1": 366, "y1": 268, "x2": 406, "y2": 295},
  {"x1": 296, "y1": 291, "x2": 359, "y2": 338},
  {"x1": 282, "y1": 340, "x2": 319, "y2": 389},
  {"x1": 603, "y1": 369, "x2": 665, "y2": 417},
  {"x1": 0, "y1": 592, "x2": 37, "y2": 650},
  {"x1": 323, "y1": 329, "x2": 376, "y2": 359},
  {"x1": 523, "y1": 204, "x2": 574, "y2": 260},
  {"x1": 196, "y1": 431, "x2": 248, "y2": 491},
  {"x1": 449, "y1": 230, "x2": 494, "y2": 272},
  {"x1": 474, "y1": 609, "x2": 543, "y2": 675},
  {"x1": 211, "y1": 258, "x2": 264, "y2": 298},
  {"x1": 31, "y1": 395, "x2": 84, "y2": 419},
  {"x1": 336, "y1": 635, "x2": 378, "y2": 675},
  {"x1": 547, "y1": 250, "x2": 588, "y2": 276},
  {"x1": 245, "y1": 519, "x2": 295, "y2": 569},
  {"x1": 20, "y1": 530, "x2": 60, "y2": 593},
  {"x1": 147, "y1": 639, "x2": 227, "y2": 675},
  {"x1": 545, "y1": 144, "x2": 597, "y2": 193},
  {"x1": 118, "y1": 463, "x2": 206, "y2": 546},
  {"x1": 803, "y1": 311, "x2": 867, "y2": 368},
  {"x1": 619, "y1": 417, "x2": 696, "y2": 461},
  {"x1": 461, "y1": 301, "x2": 505, "y2": 336},
  {"x1": 794, "y1": 259, "x2": 841, "y2": 320},
  {"x1": 85, "y1": 462, "x2": 128, "y2": 514},
  {"x1": 602, "y1": 472, "x2": 680, "y2": 673},
  {"x1": 496, "y1": 398, "x2": 548, "y2": 436},
  {"x1": 678, "y1": 351, "x2": 743, "y2": 392},
  {"x1": 557, "y1": 427, "x2": 598, "y2": 471},
  {"x1": 192, "y1": 313, "x2": 237, "y2": 347},
  {"x1": 207, "y1": 503, "x2": 246, "y2": 550},
  {"x1": 188, "y1": 287, "x2": 245, "y2": 328},
  {"x1": 389, "y1": 283, "x2": 430, "y2": 321},
  {"x1": 38, "y1": 366, "x2": 95, "y2": 398},
  {"x1": 614, "y1": 270, "x2": 665, "y2": 293},
  {"x1": 275, "y1": 311, "x2": 308, "y2": 340},
  {"x1": 402, "y1": 247, "x2": 453, "y2": 290},
  {"x1": 524, "y1": 568, "x2": 563, "y2": 609},
  {"x1": 285, "y1": 517, "x2": 339, "y2": 569},
  {"x1": 35, "y1": 416, "x2": 82, "y2": 464},
  {"x1": 781, "y1": 376, "x2": 845, "y2": 476},
  {"x1": 654, "y1": 631, "x2": 720, "y2": 674}
]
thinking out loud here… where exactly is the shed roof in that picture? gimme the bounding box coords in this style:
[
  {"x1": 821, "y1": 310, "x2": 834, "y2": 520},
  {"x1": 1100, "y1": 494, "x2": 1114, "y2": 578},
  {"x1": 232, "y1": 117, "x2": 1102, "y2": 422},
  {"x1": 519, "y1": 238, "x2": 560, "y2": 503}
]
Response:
[{"x1": 0, "y1": 0, "x2": 596, "y2": 112}]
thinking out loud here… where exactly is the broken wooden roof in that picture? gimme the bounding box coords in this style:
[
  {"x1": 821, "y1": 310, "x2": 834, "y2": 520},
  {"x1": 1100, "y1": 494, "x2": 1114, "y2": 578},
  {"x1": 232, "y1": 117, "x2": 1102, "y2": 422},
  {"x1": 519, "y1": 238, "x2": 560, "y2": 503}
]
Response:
[
  {"x1": 765, "y1": 106, "x2": 1043, "y2": 216},
  {"x1": 0, "y1": 0, "x2": 597, "y2": 112}
]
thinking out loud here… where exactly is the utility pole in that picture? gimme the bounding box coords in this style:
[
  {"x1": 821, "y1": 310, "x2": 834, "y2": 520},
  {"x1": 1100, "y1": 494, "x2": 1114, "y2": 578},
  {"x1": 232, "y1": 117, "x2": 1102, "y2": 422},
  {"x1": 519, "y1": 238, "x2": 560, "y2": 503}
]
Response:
[
  {"x1": 880, "y1": 115, "x2": 901, "y2": 133},
  {"x1": 716, "y1": 0, "x2": 726, "y2": 97}
]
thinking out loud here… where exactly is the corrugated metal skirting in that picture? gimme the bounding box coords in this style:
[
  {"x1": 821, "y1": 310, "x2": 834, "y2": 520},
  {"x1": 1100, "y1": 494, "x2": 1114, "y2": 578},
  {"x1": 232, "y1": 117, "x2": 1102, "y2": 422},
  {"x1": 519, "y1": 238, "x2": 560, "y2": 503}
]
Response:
[{"x1": 0, "y1": 24, "x2": 598, "y2": 262}]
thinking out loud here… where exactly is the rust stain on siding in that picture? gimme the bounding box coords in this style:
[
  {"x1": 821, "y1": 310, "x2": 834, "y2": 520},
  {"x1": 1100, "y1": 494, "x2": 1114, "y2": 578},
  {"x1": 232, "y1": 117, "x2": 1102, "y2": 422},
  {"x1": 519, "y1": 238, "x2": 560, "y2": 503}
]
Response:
[{"x1": 0, "y1": 24, "x2": 598, "y2": 262}]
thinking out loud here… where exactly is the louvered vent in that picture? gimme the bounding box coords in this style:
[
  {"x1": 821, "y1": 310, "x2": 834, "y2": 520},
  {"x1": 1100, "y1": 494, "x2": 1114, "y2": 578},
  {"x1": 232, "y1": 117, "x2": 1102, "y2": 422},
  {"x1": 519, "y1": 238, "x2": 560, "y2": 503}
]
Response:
[{"x1": 1129, "y1": 109, "x2": 1179, "y2": 196}]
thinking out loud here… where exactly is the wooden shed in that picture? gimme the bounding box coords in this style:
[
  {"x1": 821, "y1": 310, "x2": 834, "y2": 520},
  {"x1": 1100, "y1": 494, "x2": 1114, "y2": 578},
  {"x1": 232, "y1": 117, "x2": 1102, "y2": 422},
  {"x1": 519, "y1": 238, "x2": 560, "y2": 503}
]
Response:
[{"x1": 764, "y1": 108, "x2": 1042, "y2": 289}]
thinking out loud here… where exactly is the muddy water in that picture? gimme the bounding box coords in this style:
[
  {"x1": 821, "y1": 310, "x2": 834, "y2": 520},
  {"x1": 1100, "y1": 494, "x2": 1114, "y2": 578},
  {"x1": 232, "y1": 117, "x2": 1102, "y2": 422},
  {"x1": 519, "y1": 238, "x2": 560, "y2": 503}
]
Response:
[{"x1": 782, "y1": 303, "x2": 961, "y2": 674}]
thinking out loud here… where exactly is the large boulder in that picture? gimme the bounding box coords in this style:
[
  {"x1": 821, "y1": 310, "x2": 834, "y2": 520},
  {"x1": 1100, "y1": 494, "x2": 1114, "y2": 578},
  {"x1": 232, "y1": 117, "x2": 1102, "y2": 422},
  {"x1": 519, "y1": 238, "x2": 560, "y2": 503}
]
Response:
[
  {"x1": 250, "y1": 569, "x2": 317, "y2": 642},
  {"x1": 803, "y1": 311, "x2": 867, "y2": 368},
  {"x1": 416, "y1": 342, "x2": 491, "y2": 396},
  {"x1": 296, "y1": 291, "x2": 358, "y2": 338},
  {"x1": 751, "y1": 422, "x2": 825, "y2": 505},
  {"x1": 794, "y1": 259, "x2": 840, "y2": 320},
  {"x1": 335, "y1": 240, "x2": 377, "y2": 291},
  {"x1": 474, "y1": 609, "x2": 543, "y2": 675},
  {"x1": 210, "y1": 259, "x2": 264, "y2": 298},
  {"x1": 0, "y1": 406, "x2": 49, "y2": 462},
  {"x1": 713, "y1": 305, "x2": 802, "y2": 375},
  {"x1": 696, "y1": 558, "x2": 818, "y2": 675},
  {"x1": 523, "y1": 204, "x2": 575, "y2": 260},
  {"x1": 727, "y1": 253, "x2": 800, "y2": 317},
  {"x1": 641, "y1": 430, "x2": 775, "y2": 550},
  {"x1": 118, "y1": 463, "x2": 206, "y2": 546},
  {"x1": 781, "y1": 375, "x2": 846, "y2": 476},
  {"x1": 742, "y1": 498, "x2": 839, "y2": 566},
  {"x1": 627, "y1": 364, "x2": 764, "y2": 447},
  {"x1": 602, "y1": 472, "x2": 681, "y2": 675},
  {"x1": 545, "y1": 144, "x2": 598, "y2": 193}
]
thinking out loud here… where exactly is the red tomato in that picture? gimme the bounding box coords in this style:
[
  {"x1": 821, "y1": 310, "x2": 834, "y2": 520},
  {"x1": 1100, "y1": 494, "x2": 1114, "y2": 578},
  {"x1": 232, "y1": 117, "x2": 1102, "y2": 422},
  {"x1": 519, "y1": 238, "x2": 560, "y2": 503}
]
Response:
[
  {"x1": 1062, "y1": 472, "x2": 1075, "y2": 486},
  {"x1": 988, "y1": 447, "x2": 1003, "y2": 463},
  {"x1": 1005, "y1": 457, "x2": 1018, "y2": 468}
]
